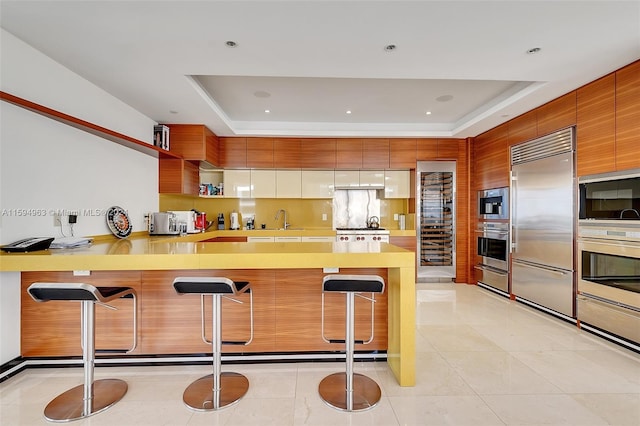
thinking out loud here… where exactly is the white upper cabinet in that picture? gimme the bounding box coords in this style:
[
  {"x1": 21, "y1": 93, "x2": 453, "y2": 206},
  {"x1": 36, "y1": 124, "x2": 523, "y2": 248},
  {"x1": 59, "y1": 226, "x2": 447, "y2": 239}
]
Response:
[
  {"x1": 384, "y1": 170, "x2": 410, "y2": 198},
  {"x1": 276, "y1": 170, "x2": 302, "y2": 198},
  {"x1": 301, "y1": 170, "x2": 335, "y2": 198},
  {"x1": 334, "y1": 170, "x2": 360, "y2": 188},
  {"x1": 223, "y1": 169, "x2": 251, "y2": 198},
  {"x1": 359, "y1": 170, "x2": 385, "y2": 187},
  {"x1": 251, "y1": 170, "x2": 276, "y2": 198}
]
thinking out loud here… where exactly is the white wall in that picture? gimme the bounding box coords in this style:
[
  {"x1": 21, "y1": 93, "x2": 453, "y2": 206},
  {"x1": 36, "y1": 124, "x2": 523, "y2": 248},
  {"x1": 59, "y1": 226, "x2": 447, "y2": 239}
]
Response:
[{"x1": 0, "y1": 29, "x2": 159, "y2": 364}]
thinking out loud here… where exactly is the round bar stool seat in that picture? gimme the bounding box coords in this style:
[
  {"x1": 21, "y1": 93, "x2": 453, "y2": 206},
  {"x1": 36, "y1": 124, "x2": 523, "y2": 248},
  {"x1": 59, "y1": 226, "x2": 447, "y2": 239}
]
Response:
[
  {"x1": 319, "y1": 274, "x2": 385, "y2": 412},
  {"x1": 173, "y1": 277, "x2": 252, "y2": 411},
  {"x1": 27, "y1": 283, "x2": 137, "y2": 422}
]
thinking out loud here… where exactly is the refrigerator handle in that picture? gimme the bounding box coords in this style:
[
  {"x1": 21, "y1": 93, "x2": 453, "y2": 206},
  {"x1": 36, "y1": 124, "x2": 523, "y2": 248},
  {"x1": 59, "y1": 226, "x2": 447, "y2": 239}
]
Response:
[
  {"x1": 512, "y1": 259, "x2": 569, "y2": 276},
  {"x1": 510, "y1": 170, "x2": 516, "y2": 252}
]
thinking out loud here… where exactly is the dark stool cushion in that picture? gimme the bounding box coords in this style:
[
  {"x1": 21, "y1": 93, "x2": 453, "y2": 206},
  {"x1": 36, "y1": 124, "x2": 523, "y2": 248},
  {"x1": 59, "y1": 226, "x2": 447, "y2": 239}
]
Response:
[
  {"x1": 173, "y1": 277, "x2": 250, "y2": 295},
  {"x1": 323, "y1": 275, "x2": 384, "y2": 293},
  {"x1": 28, "y1": 283, "x2": 135, "y2": 303}
]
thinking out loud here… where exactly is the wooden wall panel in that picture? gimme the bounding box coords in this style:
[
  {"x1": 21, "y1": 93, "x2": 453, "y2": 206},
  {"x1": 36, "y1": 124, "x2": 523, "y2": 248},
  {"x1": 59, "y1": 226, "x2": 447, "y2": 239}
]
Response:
[
  {"x1": 362, "y1": 139, "x2": 390, "y2": 168},
  {"x1": 615, "y1": 60, "x2": 640, "y2": 171},
  {"x1": 159, "y1": 158, "x2": 199, "y2": 195},
  {"x1": 577, "y1": 74, "x2": 616, "y2": 176},
  {"x1": 204, "y1": 126, "x2": 219, "y2": 166},
  {"x1": 219, "y1": 137, "x2": 247, "y2": 168},
  {"x1": 416, "y1": 138, "x2": 438, "y2": 160},
  {"x1": 165, "y1": 124, "x2": 207, "y2": 160},
  {"x1": 246, "y1": 137, "x2": 274, "y2": 168},
  {"x1": 274, "y1": 138, "x2": 301, "y2": 168},
  {"x1": 300, "y1": 139, "x2": 336, "y2": 168},
  {"x1": 336, "y1": 138, "x2": 363, "y2": 169},
  {"x1": 455, "y1": 139, "x2": 470, "y2": 284},
  {"x1": 508, "y1": 110, "x2": 537, "y2": 146},
  {"x1": 437, "y1": 138, "x2": 461, "y2": 159},
  {"x1": 21, "y1": 271, "x2": 142, "y2": 357},
  {"x1": 389, "y1": 138, "x2": 416, "y2": 168},
  {"x1": 537, "y1": 92, "x2": 577, "y2": 136},
  {"x1": 473, "y1": 124, "x2": 509, "y2": 190}
]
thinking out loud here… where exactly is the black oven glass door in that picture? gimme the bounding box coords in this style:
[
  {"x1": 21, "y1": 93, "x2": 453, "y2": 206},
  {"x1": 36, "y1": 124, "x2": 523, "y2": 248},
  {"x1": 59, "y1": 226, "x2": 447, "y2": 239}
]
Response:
[
  {"x1": 478, "y1": 236, "x2": 508, "y2": 270},
  {"x1": 581, "y1": 250, "x2": 640, "y2": 294},
  {"x1": 579, "y1": 176, "x2": 640, "y2": 220}
]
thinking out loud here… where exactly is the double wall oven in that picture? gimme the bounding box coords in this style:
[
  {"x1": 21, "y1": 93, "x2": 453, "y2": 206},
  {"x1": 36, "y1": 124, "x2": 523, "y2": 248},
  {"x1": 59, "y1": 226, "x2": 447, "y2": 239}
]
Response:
[
  {"x1": 577, "y1": 170, "x2": 640, "y2": 350},
  {"x1": 475, "y1": 187, "x2": 510, "y2": 295}
]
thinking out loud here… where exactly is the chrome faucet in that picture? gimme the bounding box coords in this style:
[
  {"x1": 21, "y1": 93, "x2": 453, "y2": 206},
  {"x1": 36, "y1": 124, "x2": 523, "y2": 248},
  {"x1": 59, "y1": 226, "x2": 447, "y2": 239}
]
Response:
[{"x1": 275, "y1": 209, "x2": 290, "y2": 230}]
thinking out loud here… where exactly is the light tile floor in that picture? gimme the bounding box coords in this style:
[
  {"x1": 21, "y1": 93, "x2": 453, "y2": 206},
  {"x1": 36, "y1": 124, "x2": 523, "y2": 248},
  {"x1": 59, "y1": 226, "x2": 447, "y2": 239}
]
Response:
[{"x1": 2, "y1": 283, "x2": 639, "y2": 425}]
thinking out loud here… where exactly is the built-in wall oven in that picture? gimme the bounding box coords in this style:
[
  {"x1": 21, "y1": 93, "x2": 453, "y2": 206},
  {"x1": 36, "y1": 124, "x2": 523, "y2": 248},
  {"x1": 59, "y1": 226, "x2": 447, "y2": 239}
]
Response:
[
  {"x1": 475, "y1": 221, "x2": 510, "y2": 296},
  {"x1": 478, "y1": 187, "x2": 509, "y2": 220},
  {"x1": 577, "y1": 169, "x2": 640, "y2": 350}
]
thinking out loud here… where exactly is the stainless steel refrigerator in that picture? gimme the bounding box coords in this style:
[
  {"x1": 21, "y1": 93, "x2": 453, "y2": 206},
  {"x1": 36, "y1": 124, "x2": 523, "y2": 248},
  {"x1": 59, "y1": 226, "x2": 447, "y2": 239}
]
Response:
[{"x1": 510, "y1": 127, "x2": 575, "y2": 318}]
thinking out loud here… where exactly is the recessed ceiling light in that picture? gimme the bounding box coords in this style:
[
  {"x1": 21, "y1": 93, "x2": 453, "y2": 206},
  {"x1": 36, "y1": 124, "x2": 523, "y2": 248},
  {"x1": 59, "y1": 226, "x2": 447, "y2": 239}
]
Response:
[
  {"x1": 436, "y1": 95, "x2": 454, "y2": 102},
  {"x1": 169, "y1": 110, "x2": 178, "y2": 114},
  {"x1": 384, "y1": 44, "x2": 397, "y2": 52},
  {"x1": 425, "y1": 111, "x2": 432, "y2": 115},
  {"x1": 225, "y1": 40, "x2": 238, "y2": 48},
  {"x1": 346, "y1": 110, "x2": 352, "y2": 114},
  {"x1": 254, "y1": 90, "x2": 271, "y2": 98},
  {"x1": 526, "y1": 47, "x2": 541, "y2": 54},
  {"x1": 264, "y1": 109, "x2": 270, "y2": 113}
]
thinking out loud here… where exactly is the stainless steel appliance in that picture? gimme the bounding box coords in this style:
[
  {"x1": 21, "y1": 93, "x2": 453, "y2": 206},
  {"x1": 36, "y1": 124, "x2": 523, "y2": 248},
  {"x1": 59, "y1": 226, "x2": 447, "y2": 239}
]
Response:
[
  {"x1": 416, "y1": 161, "x2": 456, "y2": 280},
  {"x1": 577, "y1": 221, "x2": 640, "y2": 350},
  {"x1": 478, "y1": 187, "x2": 509, "y2": 220},
  {"x1": 148, "y1": 212, "x2": 180, "y2": 235},
  {"x1": 475, "y1": 222, "x2": 510, "y2": 295},
  {"x1": 510, "y1": 127, "x2": 575, "y2": 318},
  {"x1": 336, "y1": 228, "x2": 390, "y2": 242},
  {"x1": 579, "y1": 169, "x2": 640, "y2": 221}
]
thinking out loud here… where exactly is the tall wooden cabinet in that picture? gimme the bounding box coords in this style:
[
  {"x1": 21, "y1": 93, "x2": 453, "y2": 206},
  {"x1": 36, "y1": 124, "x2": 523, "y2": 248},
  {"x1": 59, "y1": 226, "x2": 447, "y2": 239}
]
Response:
[{"x1": 615, "y1": 60, "x2": 640, "y2": 171}]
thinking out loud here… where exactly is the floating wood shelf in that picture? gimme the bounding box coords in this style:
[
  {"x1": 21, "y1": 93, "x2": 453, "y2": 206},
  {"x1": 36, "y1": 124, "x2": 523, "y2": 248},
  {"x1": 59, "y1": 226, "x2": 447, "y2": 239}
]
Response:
[{"x1": 1, "y1": 91, "x2": 180, "y2": 159}]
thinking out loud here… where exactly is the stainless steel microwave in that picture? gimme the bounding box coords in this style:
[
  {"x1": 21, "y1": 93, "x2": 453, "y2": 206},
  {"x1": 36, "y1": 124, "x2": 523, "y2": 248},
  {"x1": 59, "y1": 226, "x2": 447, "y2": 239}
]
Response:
[
  {"x1": 579, "y1": 169, "x2": 640, "y2": 221},
  {"x1": 478, "y1": 187, "x2": 509, "y2": 220}
]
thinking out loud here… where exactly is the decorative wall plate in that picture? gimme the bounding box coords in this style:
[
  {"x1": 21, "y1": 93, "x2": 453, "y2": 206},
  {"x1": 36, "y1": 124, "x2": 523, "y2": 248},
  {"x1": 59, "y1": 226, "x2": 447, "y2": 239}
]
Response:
[{"x1": 106, "y1": 206, "x2": 132, "y2": 238}]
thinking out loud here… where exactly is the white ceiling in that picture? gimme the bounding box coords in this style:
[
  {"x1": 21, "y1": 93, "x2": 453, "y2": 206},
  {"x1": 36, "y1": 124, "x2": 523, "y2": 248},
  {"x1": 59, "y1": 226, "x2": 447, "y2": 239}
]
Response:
[{"x1": 1, "y1": 1, "x2": 639, "y2": 138}]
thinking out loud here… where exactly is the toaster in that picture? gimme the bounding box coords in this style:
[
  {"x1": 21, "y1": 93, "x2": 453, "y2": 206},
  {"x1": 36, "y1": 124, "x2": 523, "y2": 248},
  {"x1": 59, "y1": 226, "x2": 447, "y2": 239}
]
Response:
[{"x1": 148, "y1": 212, "x2": 181, "y2": 235}]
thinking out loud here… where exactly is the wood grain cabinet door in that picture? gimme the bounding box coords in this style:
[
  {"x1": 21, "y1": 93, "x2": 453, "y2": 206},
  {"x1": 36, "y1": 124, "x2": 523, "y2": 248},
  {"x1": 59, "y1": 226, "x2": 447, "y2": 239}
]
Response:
[
  {"x1": 577, "y1": 74, "x2": 616, "y2": 176},
  {"x1": 615, "y1": 60, "x2": 640, "y2": 171},
  {"x1": 247, "y1": 137, "x2": 274, "y2": 168},
  {"x1": 536, "y1": 92, "x2": 576, "y2": 137},
  {"x1": 362, "y1": 139, "x2": 390, "y2": 168},
  {"x1": 219, "y1": 137, "x2": 247, "y2": 168}
]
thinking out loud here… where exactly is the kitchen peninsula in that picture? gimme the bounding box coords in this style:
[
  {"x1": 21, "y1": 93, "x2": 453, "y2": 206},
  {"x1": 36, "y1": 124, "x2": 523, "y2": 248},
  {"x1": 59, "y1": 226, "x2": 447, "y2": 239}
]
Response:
[{"x1": 1, "y1": 232, "x2": 416, "y2": 386}]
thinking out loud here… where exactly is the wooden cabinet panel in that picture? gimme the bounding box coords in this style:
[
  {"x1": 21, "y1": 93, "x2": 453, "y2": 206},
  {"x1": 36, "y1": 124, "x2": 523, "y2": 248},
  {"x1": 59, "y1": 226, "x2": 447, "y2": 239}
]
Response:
[
  {"x1": 300, "y1": 139, "x2": 336, "y2": 168},
  {"x1": 362, "y1": 139, "x2": 389, "y2": 168},
  {"x1": 389, "y1": 138, "x2": 416, "y2": 168},
  {"x1": 336, "y1": 138, "x2": 363, "y2": 168},
  {"x1": 474, "y1": 125, "x2": 509, "y2": 190},
  {"x1": 615, "y1": 60, "x2": 640, "y2": 171},
  {"x1": 389, "y1": 236, "x2": 415, "y2": 252},
  {"x1": 159, "y1": 158, "x2": 199, "y2": 195},
  {"x1": 416, "y1": 138, "x2": 438, "y2": 160},
  {"x1": 165, "y1": 124, "x2": 218, "y2": 166},
  {"x1": 537, "y1": 91, "x2": 576, "y2": 136},
  {"x1": 274, "y1": 269, "x2": 387, "y2": 352},
  {"x1": 21, "y1": 271, "x2": 142, "y2": 357},
  {"x1": 577, "y1": 74, "x2": 616, "y2": 176},
  {"x1": 274, "y1": 138, "x2": 301, "y2": 168},
  {"x1": 140, "y1": 270, "x2": 276, "y2": 354},
  {"x1": 508, "y1": 110, "x2": 537, "y2": 146},
  {"x1": 455, "y1": 139, "x2": 471, "y2": 284},
  {"x1": 437, "y1": 138, "x2": 460, "y2": 159},
  {"x1": 219, "y1": 137, "x2": 247, "y2": 168},
  {"x1": 247, "y1": 137, "x2": 274, "y2": 168}
]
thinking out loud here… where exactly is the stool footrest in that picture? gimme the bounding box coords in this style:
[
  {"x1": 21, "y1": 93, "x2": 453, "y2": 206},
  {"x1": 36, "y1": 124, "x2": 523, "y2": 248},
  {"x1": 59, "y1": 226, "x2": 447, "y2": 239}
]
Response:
[
  {"x1": 328, "y1": 339, "x2": 365, "y2": 344},
  {"x1": 95, "y1": 349, "x2": 130, "y2": 354},
  {"x1": 221, "y1": 340, "x2": 250, "y2": 345}
]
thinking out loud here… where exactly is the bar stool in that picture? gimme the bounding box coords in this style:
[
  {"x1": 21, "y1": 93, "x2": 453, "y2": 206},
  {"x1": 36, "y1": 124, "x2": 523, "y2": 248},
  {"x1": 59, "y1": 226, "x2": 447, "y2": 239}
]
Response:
[
  {"x1": 319, "y1": 274, "x2": 385, "y2": 412},
  {"x1": 27, "y1": 283, "x2": 137, "y2": 422},
  {"x1": 173, "y1": 277, "x2": 253, "y2": 411}
]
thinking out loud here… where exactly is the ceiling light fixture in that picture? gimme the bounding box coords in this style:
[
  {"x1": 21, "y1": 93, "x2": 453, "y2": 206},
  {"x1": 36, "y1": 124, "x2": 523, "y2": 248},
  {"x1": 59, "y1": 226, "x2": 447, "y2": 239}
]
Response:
[
  {"x1": 225, "y1": 40, "x2": 238, "y2": 48},
  {"x1": 264, "y1": 109, "x2": 270, "y2": 113},
  {"x1": 384, "y1": 44, "x2": 397, "y2": 52},
  {"x1": 346, "y1": 110, "x2": 352, "y2": 114},
  {"x1": 425, "y1": 111, "x2": 432, "y2": 115},
  {"x1": 526, "y1": 47, "x2": 541, "y2": 54}
]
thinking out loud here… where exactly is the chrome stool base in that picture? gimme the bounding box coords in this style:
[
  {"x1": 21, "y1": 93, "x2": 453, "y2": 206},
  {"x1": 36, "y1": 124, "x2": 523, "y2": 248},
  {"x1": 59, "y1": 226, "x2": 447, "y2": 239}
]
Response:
[
  {"x1": 44, "y1": 379, "x2": 128, "y2": 422},
  {"x1": 319, "y1": 372, "x2": 381, "y2": 412},
  {"x1": 183, "y1": 372, "x2": 249, "y2": 411}
]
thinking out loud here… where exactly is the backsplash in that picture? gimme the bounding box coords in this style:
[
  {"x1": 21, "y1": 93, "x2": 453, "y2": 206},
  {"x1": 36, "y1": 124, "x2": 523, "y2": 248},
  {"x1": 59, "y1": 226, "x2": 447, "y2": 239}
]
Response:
[
  {"x1": 159, "y1": 194, "x2": 410, "y2": 230},
  {"x1": 333, "y1": 189, "x2": 380, "y2": 229}
]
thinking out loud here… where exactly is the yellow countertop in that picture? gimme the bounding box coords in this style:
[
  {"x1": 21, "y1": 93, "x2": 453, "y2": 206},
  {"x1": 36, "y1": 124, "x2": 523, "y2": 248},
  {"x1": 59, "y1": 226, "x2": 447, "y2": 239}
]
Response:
[{"x1": 0, "y1": 232, "x2": 414, "y2": 272}]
